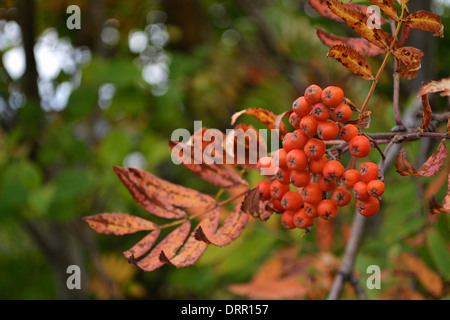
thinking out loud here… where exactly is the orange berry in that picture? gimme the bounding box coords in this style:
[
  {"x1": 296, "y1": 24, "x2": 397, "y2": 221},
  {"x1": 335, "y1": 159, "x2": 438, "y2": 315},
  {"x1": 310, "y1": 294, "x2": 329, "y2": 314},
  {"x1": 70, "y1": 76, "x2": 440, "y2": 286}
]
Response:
[
  {"x1": 356, "y1": 197, "x2": 380, "y2": 217},
  {"x1": 281, "y1": 210, "x2": 296, "y2": 229},
  {"x1": 286, "y1": 149, "x2": 308, "y2": 171},
  {"x1": 318, "y1": 175, "x2": 337, "y2": 192},
  {"x1": 302, "y1": 183, "x2": 322, "y2": 205},
  {"x1": 340, "y1": 124, "x2": 359, "y2": 142},
  {"x1": 367, "y1": 179, "x2": 385, "y2": 197},
  {"x1": 308, "y1": 156, "x2": 328, "y2": 174},
  {"x1": 349, "y1": 135, "x2": 371, "y2": 158},
  {"x1": 304, "y1": 138, "x2": 326, "y2": 160},
  {"x1": 290, "y1": 169, "x2": 310, "y2": 187},
  {"x1": 300, "y1": 115, "x2": 319, "y2": 137},
  {"x1": 317, "y1": 199, "x2": 338, "y2": 221},
  {"x1": 323, "y1": 160, "x2": 345, "y2": 181},
  {"x1": 342, "y1": 169, "x2": 361, "y2": 188},
  {"x1": 352, "y1": 181, "x2": 370, "y2": 201},
  {"x1": 290, "y1": 129, "x2": 308, "y2": 149},
  {"x1": 255, "y1": 180, "x2": 271, "y2": 200},
  {"x1": 317, "y1": 119, "x2": 339, "y2": 141},
  {"x1": 289, "y1": 112, "x2": 301, "y2": 129},
  {"x1": 270, "y1": 180, "x2": 290, "y2": 200},
  {"x1": 293, "y1": 209, "x2": 314, "y2": 229},
  {"x1": 304, "y1": 84, "x2": 323, "y2": 105},
  {"x1": 332, "y1": 103, "x2": 353, "y2": 123},
  {"x1": 312, "y1": 103, "x2": 331, "y2": 121},
  {"x1": 359, "y1": 162, "x2": 379, "y2": 183},
  {"x1": 321, "y1": 86, "x2": 344, "y2": 107},
  {"x1": 281, "y1": 191, "x2": 303, "y2": 211},
  {"x1": 292, "y1": 96, "x2": 312, "y2": 117},
  {"x1": 331, "y1": 186, "x2": 352, "y2": 207}
]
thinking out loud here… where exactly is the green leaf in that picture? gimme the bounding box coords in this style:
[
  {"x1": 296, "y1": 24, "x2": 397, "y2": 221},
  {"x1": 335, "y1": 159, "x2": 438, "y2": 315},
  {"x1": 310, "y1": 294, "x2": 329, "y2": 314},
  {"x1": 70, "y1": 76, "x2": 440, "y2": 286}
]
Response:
[{"x1": 426, "y1": 229, "x2": 450, "y2": 280}]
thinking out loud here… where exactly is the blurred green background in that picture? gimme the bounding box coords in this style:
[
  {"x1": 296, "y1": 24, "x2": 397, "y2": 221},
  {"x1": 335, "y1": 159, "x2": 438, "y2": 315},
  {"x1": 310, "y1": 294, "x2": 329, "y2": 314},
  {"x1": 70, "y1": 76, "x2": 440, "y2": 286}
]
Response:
[{"x1": 0, "y1": 0, "x2": 449, "y2": 300}]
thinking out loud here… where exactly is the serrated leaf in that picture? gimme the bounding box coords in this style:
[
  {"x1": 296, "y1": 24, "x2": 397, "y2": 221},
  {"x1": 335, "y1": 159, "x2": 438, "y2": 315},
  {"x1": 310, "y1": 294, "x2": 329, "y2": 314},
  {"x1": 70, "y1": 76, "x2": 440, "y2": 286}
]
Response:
[
  {"x1": 309, "y1": 0, "x2": 386, "y2": 24},
  {"x1": 396, "y1": 62, "x2": 421, "y2": 80},
  {"x1": 83, "y1": 213, "x2": 158, "y2": 235},
  {"x1": 169, "y1": 140, "x2": 249, "y2": 188},
  {"x1": 418, "y1": 77, "x2": 450, "y2": 97},
  {"x1": 393, "y1": 47, "x2": 423, "y2": 66},
  {"x1": 123, "y1": 230, "x2": 161, "y2": 260},
  {"x1": 326, "y1": 0, "x2": 392, "y2": 49},
  {"x1": 195, "y1": 201, "x2": 250, "y2": 247},
  {"x1": 327, "y1": 45, "x2": 374, "y2": 80},
  {"x1": 367, "y1": 0, "x2": 399, "y2": 21},
  {"x1": 113, "y1": 166, "x2": 216, "y2": 219},
  {"x1": 137, "y1": 221, "x2": 191, "y2": 272},
  {"x1": 403, "y1": 10, "x2": 444, "y2": 38},
  {"x1": 316, "y1": 29, "x2": 386, "y2": 57}
]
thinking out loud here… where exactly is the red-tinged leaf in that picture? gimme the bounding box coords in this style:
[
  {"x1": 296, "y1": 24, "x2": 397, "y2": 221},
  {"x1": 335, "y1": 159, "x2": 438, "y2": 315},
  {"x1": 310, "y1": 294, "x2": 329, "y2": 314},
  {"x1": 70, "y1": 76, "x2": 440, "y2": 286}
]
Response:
[
  {"x1": 420, "y1": 89, "x2": 432, "y2": 131},
  {"x1": 113, "y1": 166, "x2": 216, "y2": 219},
  {"x1": 425, "y1": 165, "x2": 449, "y2": 202},
  {"x1": 347, "y1": 111, "x2": 371, "y2": 129},
  {"x1": 326, "y1": 0, "x2": 392, "y2": 49},
  {"x1": 231, "y1": 108, "x2": 287, "y2": 138},
  {"x1": 417, "y1": 140, "x2": 447, "y2": 177},
  {"x1": 123, "y1": 230, "x2": 161, "y2": 260},
  {"x1": 403, "y1": 10, "x2": 444, "y2": 38},
  {"x1": 327, "y1": 45, "x2": 374, "y2": 80},
  {"x1": 418, "y1": 77, "x2": 450, "y2": 97},
  {"x1": 309, "y1": 0, "x2": 386, "y2": 24},
  {"x1": 195, "y1": 201, "x2": 250, "y2": 247},
  {"x1": 367, "y1": 0, "x2": 399, "y2": 21},
  {"x1": 160, "y1": 208, "x2": 220, "y2": 268},
  {"x1": 169, "y1": 140, "x2": 249, "y2": 188},
  {"x1": 399, "y1": 25, "x2": 412, "y2": 46},
  {"x1": 137, "y1": 221, "x2": 191, "y2": 272},
  {"x1": 316, "y1": 29, "x2": 386, "y2": 57},
  {"x1": 83, "y1": 213, "x2": 158, "y2": 235}
]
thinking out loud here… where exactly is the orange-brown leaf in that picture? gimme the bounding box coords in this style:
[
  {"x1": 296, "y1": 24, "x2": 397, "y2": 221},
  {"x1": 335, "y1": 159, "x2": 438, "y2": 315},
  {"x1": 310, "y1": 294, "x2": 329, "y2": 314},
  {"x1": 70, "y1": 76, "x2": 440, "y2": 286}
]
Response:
[
  {"x1": 169, "y1": 140, "x2": 249, "y2": 188},
  {"x1": 137, "y1": 221, "x2": 191, "y2": 272},
  {"x1": 309, "y1": 0, "x2": 386, "y2": 24},
  {"x1": 316, "y1": 29, "x2": 386, "y2": 57},
  {"x1": 367, "y1": 0, "x2": 399, "y2": 21},
  {"x1": 231, "y1": 108, "x2": 287, "y2": 138},
  {"x1": 418, "y1": 77, "x2": 450, "y2": 97},
  {"x1": 83, "y1": 213, "x2": 158, "y2": 235},
  {"x1": 403, "y1": 10, "x2": 444, "y2": 38},
  {"x1": 123, "y1": 230, "x2": 161, "y2": 260},
  {"x1": 399, "y1": 252, "x2": 444, "y2": 296},
  {"x1": 241, "y1": 188, "x2": 273, "y2": 220},
  {"x1": 113, "y1": 166, "x2": 216, "y2": 219},
  {"x1": 393, "y1": 47, "x2": 423, "y2": 66},
  {"x1": 195, "y1": 201, "x2": 250, "y2": 246},
  {"x1": 396, "y1": 62, "x2": 421, "y2": 80},
  {"x1": 327, "y1": 45, "x2": 374, "y2": 80},
  {"x1": 326, "y1": 0, "x2": 392, "y2": 49},
  {"x1": 347, "y1": 111, "x2": 372, "y2": 129},
  {"x1": 395, "y1": 149, "x2": 419, "y2": 176},
  {"x1": 420, "y1": 90, "x2": 432, "y2": 131},
  {"x1": 161, "y1": 208, "x2": 220, "y2": 268}
]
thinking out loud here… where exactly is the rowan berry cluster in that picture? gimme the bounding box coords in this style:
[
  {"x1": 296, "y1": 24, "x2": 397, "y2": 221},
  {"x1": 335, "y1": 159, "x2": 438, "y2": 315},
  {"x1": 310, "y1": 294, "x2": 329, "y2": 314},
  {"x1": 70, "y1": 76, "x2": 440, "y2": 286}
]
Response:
[{"x1": 255, "y1": 85, "x2": 385, "y2": 230}]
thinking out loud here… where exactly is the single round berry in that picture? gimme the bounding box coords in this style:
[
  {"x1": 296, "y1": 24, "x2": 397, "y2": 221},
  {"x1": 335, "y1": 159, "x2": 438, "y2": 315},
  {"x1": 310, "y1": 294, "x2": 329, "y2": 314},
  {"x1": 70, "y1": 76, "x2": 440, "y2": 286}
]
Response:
[
  {"x1": 332, "y1": 103, "x2": 353, "y2": 123},
  {"x1": 352, "y1": 181, "x2": 370, "y2": 201},
  {"x1": 349, "y1": 135, "x2": 371, "y2": 158},
  {"x1": 290, "y1": 129, "x2": 308, "y2": 149},
  {"x1": 273, "y1": 148, "x2": 288, "y2": 169},
  {"x1": 281, "y1": 210, "x2": 296, "y2": 229},
  {"x1": 318, "y1": 175, "x2": 337, "y2": 192},
  {"x1": 293, "y1": 209, "x2": 314, "y2": 229},
  {"x1": 257, "y1": 156, "x2": 276, "y2": 177},
  {"x1": 270, "y1": 180, "x2": 290, "y2": 200},
  {"x1": 303, "y1": 202, "x2": 318, "y2": 218},
  {"x1": 312, "y1": 103, "x2": 331, "y2": 122},
  {"x1": 356, "y1": 197, "x2": 380, "y2": 217},
  {"x1": 286, "y1": 149, "x2": 308, "y2": 171},
  {"x1": 317, "y1": 199, "x2": 338, "y2": 221},
  {"x1": 331, "y1": 186, "x2": 352, "y2": 207},
  {"x1": 367, "y1": 179, "x2": 385, "y2": 197},
  {"x1": 359, "y1": 162, "x2": 379, "y2": 183},
  {"x1": 289, "y1": 112, "x2": 301, "y2": 129},
  {"x1": 290, "y1": 169, "x2": 311, "y2": 187},
  {"x1": 282, "y1": 132, "x2": 296, "y2": 153},
  {"x1": 302, "y1": 183, "x2": 323, "y2": 205},
  {"x1": 304, "y1": 84, "x2": 323, "y2": 105},
  {"x1": 272, "y1": 198, "x2": 284, "y2": 212},
  {"x1": 323, "y1": 160, "x2": 345, "y2": 181},
  {"x1": 281, "y1": 191, "x2": 303, "y2": 211},
  {"x1": 321, "y1": 86, "x2": 344, "y2": 108},
  {"x1": 342, "y1": 169, "x2": 361, "y2": 188},
  {"x1": 292, "y1": 96, "x2": 312, "y2": 117},
  {"x1": 304, "y1": 138, "x2": 326, "y2": 160},
  {"x1": 300, "y1": 115, "x2": 319, "y2": 137},
  {"x1": 308, "y1": 156, "x2": 328, "y2": 174},
  {"x1": 276, "y1": 167, "x2": 291, "y2": 185},
  {"x1": 340, "y1": 124, "x2": 359, "y2": 142},
  {"x1": 255, "y1": 180, "x2": 271, "y2": 201},
  {"x1": 317, "y1": 119, "x2": 340, "y2": 141}
]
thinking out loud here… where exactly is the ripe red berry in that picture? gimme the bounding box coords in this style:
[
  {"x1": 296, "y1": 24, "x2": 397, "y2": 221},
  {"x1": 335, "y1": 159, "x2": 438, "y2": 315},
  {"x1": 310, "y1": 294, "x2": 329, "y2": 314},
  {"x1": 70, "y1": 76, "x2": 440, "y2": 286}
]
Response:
[
  {"x1": 290, "y1": 169, "x2": 310, "y2": 187},
  {"x1": 272, "y1": 198, "x2": 284, "y2": 212},
  {"x1": 308, "y1": 156, "x2": 328, "y2": 174},
  {"x1": 303, "y1": 202, "x2": 318, "y2": 218},
  {"x1": 293, "y1": 209, "x2": 314, "y2": 229},
  {"x1": 349, "y1": 135, "x2": 371, "y2": 158},
  {"x1": 304, "y1": 138, "x2": 326, "y2": 160},
  {"x1": 339, "y1": 124, "x2": 359, "y2": 142},
  {"x1": 255, "y1": 180, "x2": 271, "y2": 200},
  {"x1": 359, "y1": 162, "x2": 379, "y2": 183},
  {"x1": 317, "y1": 119, "x2": 339, "y2": 141},
  {"x1": 282, "y1": 132, "x2": 296, "y2": 153},
  {"x1": 302, "y1": 183, "x2": 323, "y2": 205},
  {"x1": 292, "y1": 96, "x2": 312, "y2": 117},
  {"x1": 367, "y1": 179, "x2": 385, "y2": 197},
  {"x1": 318, "y1": 175, "x2": 337, "y2": 192},
  {"x1": 281, "y1": 210, "x2": 296, "y2": 229},
  {"x1": 281, "y1": 191, "x2": 303, "y2": 211},
  {"x1": 321, "y1": 86, "x2": 344, "y2": 108},
  {"x1": 342, "y1": 169, "x2": 361, "y2": 188},
  {"x1": 300, "y1": 115, "x2": 319, "y2": 137},
  {"x1": 289, "y1": 112, "x2": 301, "y2": 129},
  {"x1": 273, "y1": 148, "x2": 288, "y2": 169},
  {"x1": 304, "y1": 84, "x2": 323, "y2": 105},
  {"x1": 332, "y1": 103, "x2": 353, "y2": 123},
  {"x1": 352, "y1": 181, "x2": 370, "y2": 201},
  {"x1": 312, "y1": 103, "x2": 331, "y2": 122},
  {"x1": 317, "y1": 199, "x2": 338, "y2": 221},
  {"x1": 290, "y1": 129, "x2": 308, "y2": 149},
  {"x1": 286, "y1": 149, "x2": 308, "y2": 171},
  {"x1": 356, "y1": 197, "x2": 380, "y2": 217},
  {"x1": 331, "y1": 186, "x2": 352, "y2": 207},
  {"x1": 276, "y1": 167, "x2": 291, "y2": 185},
  {"x1": 270, "y1": 180, "x2": 290, "y2": 200},
  {"x1": 323, "y1": 160, "x2": 345, "y2": 181}
]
